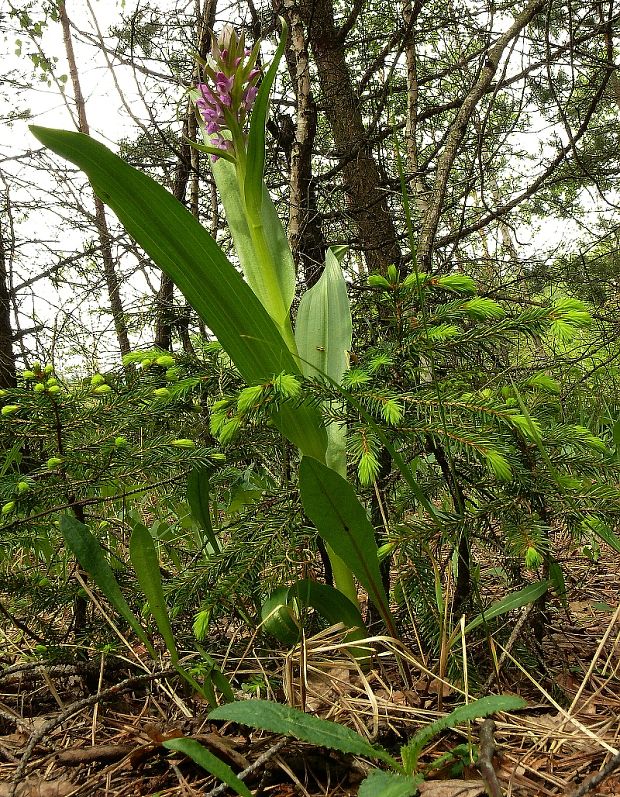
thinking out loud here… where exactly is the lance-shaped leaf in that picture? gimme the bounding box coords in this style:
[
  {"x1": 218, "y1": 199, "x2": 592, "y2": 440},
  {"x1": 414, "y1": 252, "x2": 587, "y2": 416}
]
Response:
[
  {"x1": 210, "y1": 156, "x2": 295, "y2": 337},
  {"x1": 59, "y1": 515, "x2": 155, "y2": 658},
  {"x1": 358, "y1": 771, "x2": 423, "y2": 797},
  {"x1": 299, "y1": 456, "x2": 396, "y2": 635},
  {"x1": 295, "y1": 246, "x2": 352, "y2": 475},
  {"x1": 129, "y1": 522, "x2": 178, "y2": 665},
  {"x1": 163, "y1": 738, "x2": 252, "y2": 797},
  {"x1": 295, "y1": 246, "x2": 352, "y2": 385},
  {"x1": 187, "y1": 467, "x2": 220, "y2": 553},
  {"x1": 30, "y1": 126, "x2": 326, "y2": 461}
]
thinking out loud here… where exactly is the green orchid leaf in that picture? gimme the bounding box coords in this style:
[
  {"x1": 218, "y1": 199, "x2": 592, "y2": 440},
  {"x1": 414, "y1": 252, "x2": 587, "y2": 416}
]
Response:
[
  {"x1": 299, "y1": 456, "x2": 396, "y2": 635},
  {"x1": 163, "y1": 738, "x2": 251, "y2": 797},
  {"x1": 59, "y1": 515, "x2": 155, "y2": 657},
  {"x1": 29, "y1": 126, "x2": 326, "y2": 461},
  {"x1": 462, "y1": 581, "x2": 549, "y2": 637},
  {"x1": 209, "y1": 699, "x2": 398, "y2": 768},
  {"x1": 211, "y1": 156, "x2": 295, "y2": 335},
  {"x1": 129, "y1": 522, "x2": 178, "y2": 665},
  {"x1": 187, "y1": 467, "x2": 220, "y2": 553}
]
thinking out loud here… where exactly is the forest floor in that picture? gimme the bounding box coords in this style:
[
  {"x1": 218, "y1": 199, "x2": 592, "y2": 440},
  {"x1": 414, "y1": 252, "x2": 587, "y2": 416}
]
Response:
[{"x1": 1, "y1": 551, "x2": 619, "y2": 797}]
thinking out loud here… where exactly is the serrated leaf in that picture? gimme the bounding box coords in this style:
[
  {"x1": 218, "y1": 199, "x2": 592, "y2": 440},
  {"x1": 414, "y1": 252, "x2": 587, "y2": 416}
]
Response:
[
  {"x1": 358, "y1": 770, "x2": 423, "y2": 797},
  {"x1": 401, "y1": 694, "x2": 526, "y2": 773},
  {"x1": 163, "y1": 738, "x2": 251, "y2": 797},
  {"x1": 209, "y1": 700, "x2": 398, "y2": 767},
  {"x1": 59, "y1": 515, "x2": 155, "y2": 657}
]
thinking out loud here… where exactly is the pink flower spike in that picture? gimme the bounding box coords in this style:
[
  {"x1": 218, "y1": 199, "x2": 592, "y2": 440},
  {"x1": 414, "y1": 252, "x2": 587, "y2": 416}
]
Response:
[{"x1": 216, "y1": 72, "x2": 235, "y2": 93}]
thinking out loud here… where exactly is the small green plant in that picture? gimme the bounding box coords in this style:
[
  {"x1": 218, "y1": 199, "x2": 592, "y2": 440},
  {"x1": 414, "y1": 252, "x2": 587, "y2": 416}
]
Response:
[{"x1": 205, "y1": 694, "x2": 526, "y2": 796}]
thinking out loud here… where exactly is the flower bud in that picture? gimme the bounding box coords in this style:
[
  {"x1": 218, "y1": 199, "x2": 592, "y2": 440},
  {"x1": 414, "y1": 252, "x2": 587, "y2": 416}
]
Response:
[
  {"x1": 114, "y1": 436, "x2": 128, "y2": 448},
  {"x1": 210, "y1": 452, "x2": 226, "y2": 462},
  {"x1": 165, "y1": 368, "x2": 180, "y2": 382},
  {"x1": 47, "y1": 457, "x2": 63, "y2": 469},
  {"x1": 91, "y1": 374, "x2": 105, "y2": 386},
  {"x1": 171, "y1": 438, "x2": 196, "y2": 448},
  {"x1": 43, "y1": 364, "x2": 53, "y2": 375},
  {"x1": 93, "y1": 385, "x2": 112, "y2": 394},
  {"x1": 153, "y1": 388, "x2": 171, "y2": 398},
  {"x1": 2, "y1": 405, "x2": 20, "y2": 415},
  {"x1": 33, "y1": 383, "x2": 45, "y2": 393},
  {"x1": 155, "y1": 355, "x2": 175, "y2": 368},
  {"x1": 48, "y1": 385, "x2": 61, "y2": 395},
  {"x1": 16, "y1": 481, "x2": 30, "y2": 494},
  {"x1": 525, "y1": 546, "x2": 543, "y2": 569},
  {"x1": 22, "y1": 370, "x2": 36, "y2": 380},
  {"x1": 46, "y1": 377, "x2": 58, "y2": 386},
  {"x1": 31, "y1": 362, "x2": 41, "y2": 373},
  {"x1": 140, "y1": 358, "x2": 153, "y2": 369},
  {"x1": 1, "y1": 501, "x2": 15, "y2": 514}
]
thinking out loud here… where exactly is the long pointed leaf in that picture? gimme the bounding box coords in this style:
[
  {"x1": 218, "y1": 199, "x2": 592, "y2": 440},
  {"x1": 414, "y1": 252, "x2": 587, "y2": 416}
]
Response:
[
  {"x1": 59, "y1": 515, "x2": 155, "y2": 657},
  {"x1": 299, "y1": 456, "x2": 395, "y2": 634},
  {"x1": 462, "y1": 581, "x2": 549, "y2": 636},
  {"x1": 129, "y1": 523, "x2": 178, "y2": 665},
  {"x1": 29, "y1": 126, "x2": 326, "y2": 461},
  {"x1": 163, "y1": 738, "x2": 251, "y2": 797},
  {"x1": 358, "y1": 771, "x2": 423, "y2": 797},
  {"x1": 187, "y1": 467, "x2": 220, "y2": 552}
]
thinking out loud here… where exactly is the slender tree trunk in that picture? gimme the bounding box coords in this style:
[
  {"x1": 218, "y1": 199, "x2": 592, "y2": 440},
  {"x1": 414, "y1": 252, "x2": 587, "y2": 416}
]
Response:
[
  {"x1": 58, "y1": 0, "x2": 131, "y2": 359},
  {"x1": 296, "y1": 0, "x2": 402, "y2": 274},
  {"x1": 154, "y1": 0, "x2": 216, "y2": 350},
  {"x1": 276, "y1": 0, "x2": 327, "y2": 287},
  {"x1": 0, "y1": 212, "x2": 16, "y2": 388},
  {"x1": 415, "y1": 0, "x2": 545, "y2": 273}
]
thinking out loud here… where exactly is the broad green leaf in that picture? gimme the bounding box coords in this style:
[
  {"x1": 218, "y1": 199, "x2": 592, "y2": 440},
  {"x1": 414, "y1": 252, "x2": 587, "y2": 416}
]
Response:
[
  {"x1": 187, "y1": 467, "x2": 220, "y2": 553},
  {"x1": 462, "y1": 581, "x2": 549, "y2": 636},
  {"x1": 59, "y1": 515, "x2": 155, "y2": 657},
  {"x1": 163, "y1": 738, "x2": 251, "y2": 797},
  {"x1": 262, "y1": 580, "x2": 368, "y2": 655},
  {"x1": 295, "y1": 246, "x2": 352, "y2": 476},
  {"x1": 209, "y1": 700, "x2": 398, "y2": 768},
  {"x1": 358, "y1": 770, "x2": 423, "y2": 797},
  {"x1": 299, "y1": 456, "x2": 396, "y2": 635},
  {"x1": 401, "y1": 694, "x2": 526, "y2": 773},
  {"x1": 210, "y1": 157, "x2": 295, "y2": 336},
  {"x1": 29, "y1": 126, "x2": 326, "y2": 462},
  {"x1": 261, "y1": 586, "x2": 300, "y2": 645},
  {"x1": 295, "y1": 246, "x2": 352, "y2": 384},
  {"x1": 129, "y1": 523, "x2": 178, "y2": 665}
]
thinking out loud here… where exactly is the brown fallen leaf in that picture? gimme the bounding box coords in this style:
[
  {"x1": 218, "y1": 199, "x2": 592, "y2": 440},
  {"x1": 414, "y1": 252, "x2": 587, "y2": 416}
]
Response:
[
  {"x1": 419, "y1": 779, "x2": 485, "y2": 797},
  {"x1": 0, "y1": 778, "x2": 74, "y2": 797}
]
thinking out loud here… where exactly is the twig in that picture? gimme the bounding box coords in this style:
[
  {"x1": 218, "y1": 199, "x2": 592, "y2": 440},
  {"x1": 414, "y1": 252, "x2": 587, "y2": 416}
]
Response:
[
  {"x1": 203, "y1": 739, "x2": 287, "y2": 797},
  {"x1": 482, "y1": 604, "x2": 533, "y2": 694},
  {"x1": 566, "y1": 751, "x2": 620, "y2": 797},
  {"x1": 478, "y1": 719, "x2": 503, "y2": 797},
  {"x1": 9, "y1": 668, "x2": 176, "y2": 797}
]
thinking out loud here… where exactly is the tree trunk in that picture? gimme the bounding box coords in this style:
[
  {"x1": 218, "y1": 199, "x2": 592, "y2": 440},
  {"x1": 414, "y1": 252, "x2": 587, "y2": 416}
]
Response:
[
  {"x1": 276, "y1": 0, "x2": 327, "y2": 288},
  {"x1": 0, "y1": 212, "x2": 16, "y2": 388},
  {"x1": 296, "y1": 0, "x2": 402, "y2": 274},
  {"x1": 58, "y1": 0, "x2": 131, "y2": 359}
]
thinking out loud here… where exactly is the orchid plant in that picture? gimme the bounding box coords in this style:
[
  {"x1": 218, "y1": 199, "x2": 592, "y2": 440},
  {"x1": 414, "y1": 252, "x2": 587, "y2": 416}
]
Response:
[{"x1": 30, "y1": 20, "x2": 399, "y2": 645}]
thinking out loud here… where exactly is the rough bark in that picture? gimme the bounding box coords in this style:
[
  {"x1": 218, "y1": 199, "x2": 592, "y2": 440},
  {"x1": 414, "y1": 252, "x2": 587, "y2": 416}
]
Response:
[
  {"x1": 58, "y1": 0, "x2": 131, "y2": 359},
  {"x1": 154, "y1": 0, "x2": 216, "y2": 350},
  {"x1": 276, "y1": 0, "x2": 327, "y2": 288},
  {"x1": 0, "y1": 212, "x2": 16, "y2": 389},
  {"x1": 296, "y1": 0, "x2": 402, "y2": 273}
]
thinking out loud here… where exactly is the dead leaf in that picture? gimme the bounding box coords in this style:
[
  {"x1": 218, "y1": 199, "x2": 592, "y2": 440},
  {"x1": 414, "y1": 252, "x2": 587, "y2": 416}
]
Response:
[
  {"x1": 419, "y1": 779, "x2": 485, "y2": 797},
  {"x1": 0, "y1": 778, "x2": 74, "y2": 797}
]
